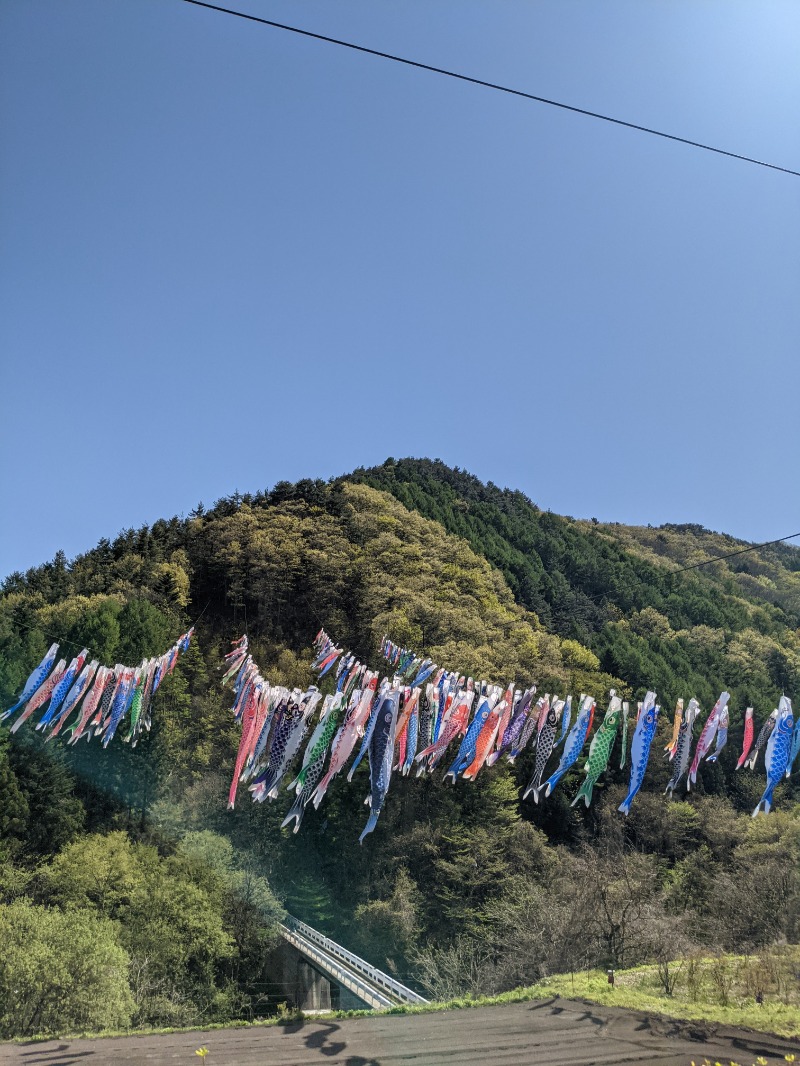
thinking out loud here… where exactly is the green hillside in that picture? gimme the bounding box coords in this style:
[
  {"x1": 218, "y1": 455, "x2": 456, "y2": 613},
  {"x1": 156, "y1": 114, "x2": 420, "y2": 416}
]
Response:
[
  {"x1": 352, "y1": 457, "x2": 800, "y2": 718},
  {"x1": 0, "y1": 461, "x2": 798, "y2": 1038}
]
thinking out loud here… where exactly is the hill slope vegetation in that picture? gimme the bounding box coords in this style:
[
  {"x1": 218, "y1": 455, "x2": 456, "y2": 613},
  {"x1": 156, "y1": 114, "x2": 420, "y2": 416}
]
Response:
[{"x1": 0, "y1": 460, "x2": 798, "y2": 1037}]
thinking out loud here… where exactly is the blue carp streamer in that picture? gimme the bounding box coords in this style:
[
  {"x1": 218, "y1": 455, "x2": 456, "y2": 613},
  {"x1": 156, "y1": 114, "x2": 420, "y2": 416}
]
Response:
[
  {"x1": 2, "y1": 628, "x2": 194, "y2": 750},
  {"x1": 217, "y1": 628, "x2": 800, "y2": 843}
]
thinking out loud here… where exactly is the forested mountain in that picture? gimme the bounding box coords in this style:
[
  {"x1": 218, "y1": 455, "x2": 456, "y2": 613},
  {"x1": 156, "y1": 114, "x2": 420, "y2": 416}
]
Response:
[
  {"x1": 1, "y1": 460, "x2": 798, "y2": 1037},
  {"x1": 353, "y1": 458, "x2": 800, "y2": 714}
]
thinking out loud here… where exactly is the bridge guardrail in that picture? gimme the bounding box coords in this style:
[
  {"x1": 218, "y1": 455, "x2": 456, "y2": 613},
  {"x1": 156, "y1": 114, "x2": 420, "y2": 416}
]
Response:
[
  {"x1": 280, "y1": 924, "x2": 394, "y2": 1010},
  {"x1": 286, "y1": 916, "x2": 429, "y2": 1005}
]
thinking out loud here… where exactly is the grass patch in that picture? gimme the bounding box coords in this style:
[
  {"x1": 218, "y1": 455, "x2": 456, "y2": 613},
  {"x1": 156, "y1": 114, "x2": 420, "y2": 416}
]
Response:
[
  {"x1": 530, "y1": 949, "x2": 800, "y2": 1040},
  {"x1": 8, "y1": 951, "x2": 800, "y2": 1044},
  {"x1": 352, "y1": 950, "x2": 800, "y2": 1039}
]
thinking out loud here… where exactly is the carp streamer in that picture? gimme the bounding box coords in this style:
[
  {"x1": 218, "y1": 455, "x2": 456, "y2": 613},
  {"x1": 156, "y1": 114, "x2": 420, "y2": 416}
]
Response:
[
  {"x1": 221, "y1": 629, "x2": 800, "y2": 842},
  {"x1": 9, "y1": 623, "x2": 795, "y2": 843},
  {"x1": 1, "y1": 629, "x2": 194, "y2": 748}
]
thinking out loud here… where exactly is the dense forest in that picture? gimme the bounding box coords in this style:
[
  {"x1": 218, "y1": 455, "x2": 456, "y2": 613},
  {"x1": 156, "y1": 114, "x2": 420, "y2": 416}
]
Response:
[{"x1": 1, "y1": 459, "x2": 798, "y2": 1037}]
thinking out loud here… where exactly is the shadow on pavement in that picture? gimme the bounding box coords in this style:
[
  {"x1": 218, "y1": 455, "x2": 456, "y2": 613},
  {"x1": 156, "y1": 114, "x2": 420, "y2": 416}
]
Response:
[
  {"x1": 304, "y1": 1022, "x2": 347, "y2": 1057},
  {"x1": 20, "y1": 1046, "x2": 71, "y2": 1054},
  {"x1": 526, "y1": 998, "x2": 558, "y2": 1012},
  {"x1": 17, "y1": 1049, "x2": 94, "y2": 1065},
  {"x1": 575, "y1": 1009, "x2": 606, "y2": 1028}
]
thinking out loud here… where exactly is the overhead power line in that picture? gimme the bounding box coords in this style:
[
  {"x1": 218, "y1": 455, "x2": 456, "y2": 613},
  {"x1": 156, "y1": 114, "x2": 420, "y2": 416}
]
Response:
[
  {"x1": 179, "y1": 0, "x2": 800, "y2": 178},
  {"x1": 569, "y1": 529, "x2": 800, "y2": 614},
  {"x1": 4, "y1": 601, "x2": 211, "y2": 658},
  {"x1": 667, "y1": 531, "x2": 800, "y2": 577}
]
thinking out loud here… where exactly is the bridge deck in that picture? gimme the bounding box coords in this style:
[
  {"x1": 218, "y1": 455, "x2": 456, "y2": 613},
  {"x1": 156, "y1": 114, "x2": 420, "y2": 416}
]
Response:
[
  {"x1": 279, "y1": 924, "x2": 393, "y2": 1010},
  {"x1": 281, "y1": 917, "x2": 428, "y2": 1009}
]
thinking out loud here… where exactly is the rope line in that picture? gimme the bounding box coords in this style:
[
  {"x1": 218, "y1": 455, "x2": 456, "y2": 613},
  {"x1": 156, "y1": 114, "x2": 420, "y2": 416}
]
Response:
[{"x1": 1, "y1": 600, "x2": 211, "y2": 660}]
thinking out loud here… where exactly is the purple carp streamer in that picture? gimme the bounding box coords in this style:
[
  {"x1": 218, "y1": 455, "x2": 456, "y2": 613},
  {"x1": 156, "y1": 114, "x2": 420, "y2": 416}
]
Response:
[
  {"x1": 2, "y1": 629, "x2": 194, "y2": 750},
  {"x1": 687, "y1": 692, "x2": 730, "y2": 789}
]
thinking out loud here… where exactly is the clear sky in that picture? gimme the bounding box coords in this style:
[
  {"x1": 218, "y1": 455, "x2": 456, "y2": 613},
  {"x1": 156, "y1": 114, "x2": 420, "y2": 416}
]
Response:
[{"x1": 2, "y1": 0, "x2": 798, "y2": 578}]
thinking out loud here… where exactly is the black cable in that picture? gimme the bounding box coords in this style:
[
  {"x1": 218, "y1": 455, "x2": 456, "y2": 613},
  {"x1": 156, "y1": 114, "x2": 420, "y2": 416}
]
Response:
[
  {"x1": 5, "y1": 523, "x2": 798, "y2": 657},
  {"x1": 666, "y1": 532, "x2": 800, "y2": 577},
  {"x1": 178, "y1": 0, "x2": 800, "y2": 178},
  {"x1": 381, "y1": 530, "x2": 800, "y2": 675},
  {"x1": 585, "y1": 529, "x2": 800, "y2": 609},
  {"x1": 3, "y1": 518, "x2": 797, "y2": 684},
  {"x1": 2, "y1": 600, "x2": 211, "y2": 659}
]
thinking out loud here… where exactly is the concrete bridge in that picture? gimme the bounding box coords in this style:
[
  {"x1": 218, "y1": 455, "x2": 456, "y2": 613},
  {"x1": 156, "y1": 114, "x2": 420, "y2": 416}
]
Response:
[{"x1": 276, "y1": 916, "x2": 429, "y2": 1012}]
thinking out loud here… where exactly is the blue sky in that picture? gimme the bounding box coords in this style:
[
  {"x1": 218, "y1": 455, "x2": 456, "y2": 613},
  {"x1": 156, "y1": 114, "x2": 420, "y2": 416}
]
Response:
[{"x1": 2, "y1": 0, "x2": 798, "y2": 577}]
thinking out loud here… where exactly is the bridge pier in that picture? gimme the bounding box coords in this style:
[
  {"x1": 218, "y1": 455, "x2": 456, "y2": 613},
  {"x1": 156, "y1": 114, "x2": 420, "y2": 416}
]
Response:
[{"x1": 274, "y1": 940, "x2": 373, "y2": 1011}]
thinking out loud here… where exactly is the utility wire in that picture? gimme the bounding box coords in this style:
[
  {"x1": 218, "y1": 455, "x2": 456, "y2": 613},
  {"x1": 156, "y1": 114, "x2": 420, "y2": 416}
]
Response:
[
  {"x1": 3, "y1": 600, "x2": 210, "y2": 659},
  {"x1": 5, "y1": 530, "x2": 799, "y2": 654},
  {"x1": 666, "y1": 531, "x2": 800, "y2": 577},
  {"x1": 573, "y1": 529, "x2": 800, "y2": 612},
  {"x1": 179, "y1": 0, "x2": 800, "y2": 178}
]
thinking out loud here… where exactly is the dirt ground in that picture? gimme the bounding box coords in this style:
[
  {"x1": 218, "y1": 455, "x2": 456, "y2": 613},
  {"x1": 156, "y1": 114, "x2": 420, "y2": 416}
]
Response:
[{"x1": 2, "y1": 996, "x2": 798, "y2": 1066}]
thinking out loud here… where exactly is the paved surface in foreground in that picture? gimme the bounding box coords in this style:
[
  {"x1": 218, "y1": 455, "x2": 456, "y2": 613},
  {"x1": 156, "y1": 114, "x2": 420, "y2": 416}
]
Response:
[{"x1": 2, "y1": 997, "x2": 798, "y2": 1066}]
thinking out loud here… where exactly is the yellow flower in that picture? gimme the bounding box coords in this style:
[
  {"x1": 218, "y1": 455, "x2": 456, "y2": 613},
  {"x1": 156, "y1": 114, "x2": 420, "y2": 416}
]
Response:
[
  {"x1": 756, "y1": 1058, "x2": 769, "y2": 1066},
  {"x1": 785, "y1": 1057, "x2": 796, "y2": 1064},
  {"x1": 195, "y1": 1049, "x2": 209, "y2": 1059}
]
